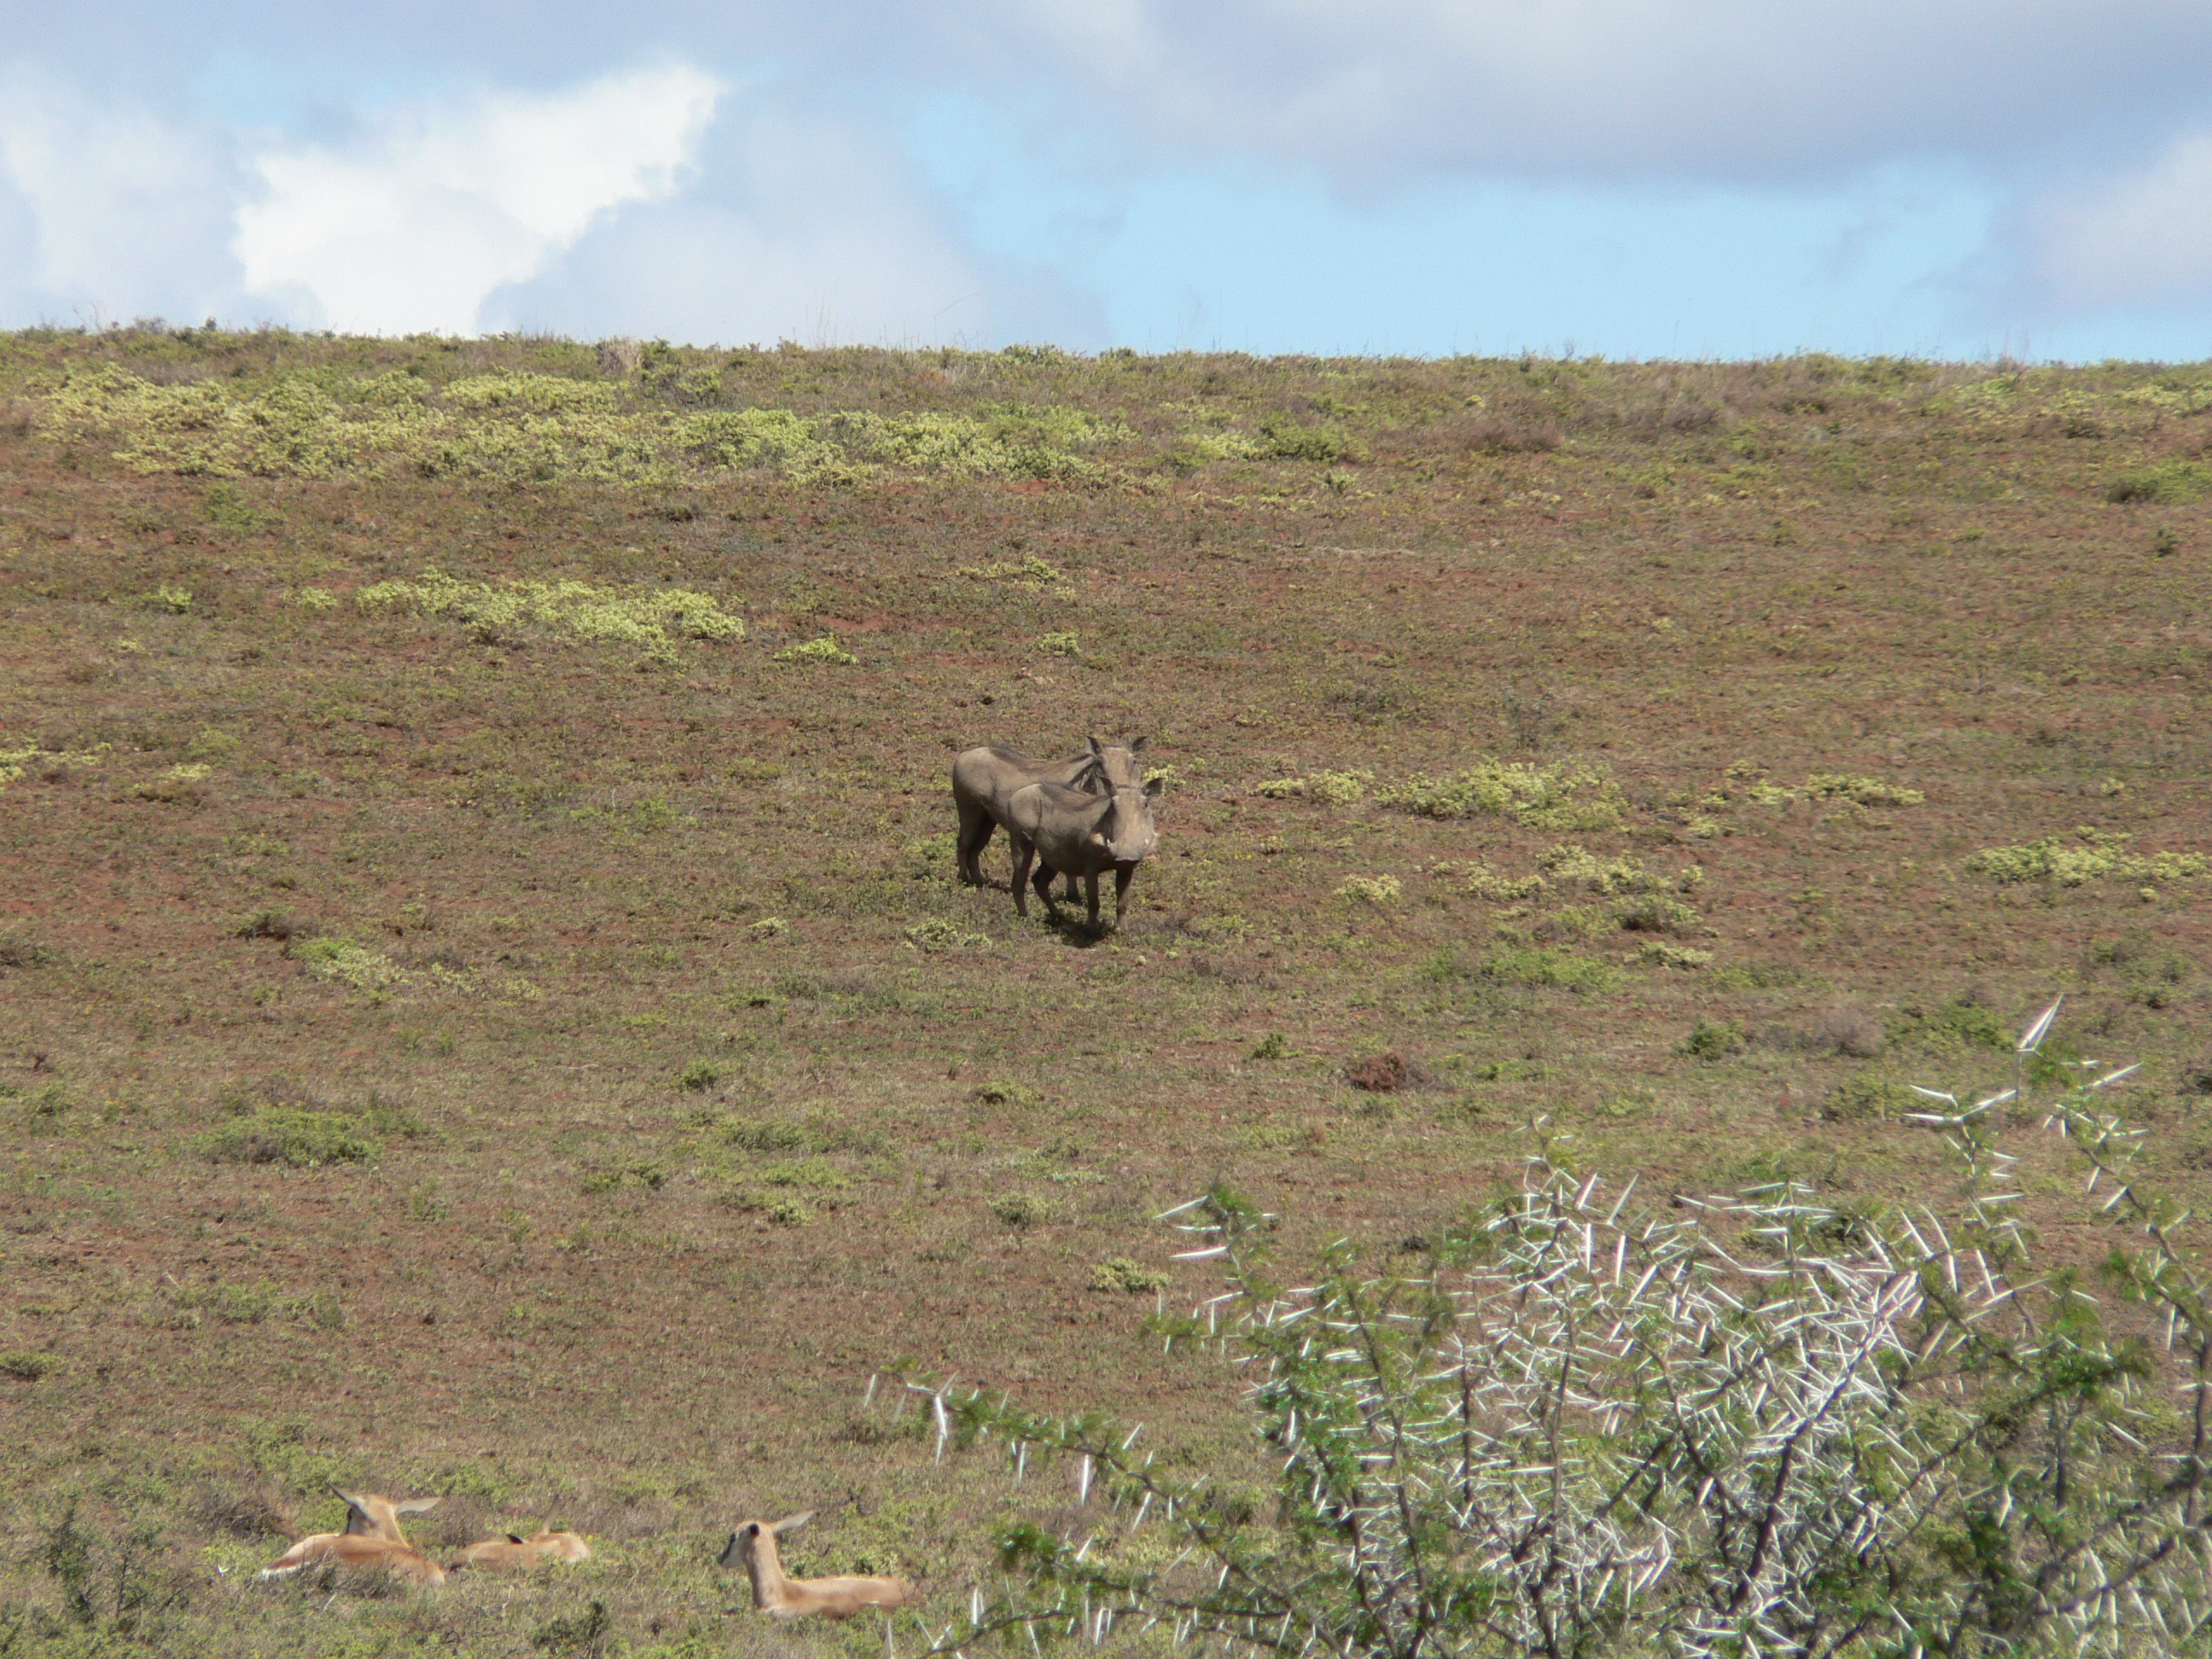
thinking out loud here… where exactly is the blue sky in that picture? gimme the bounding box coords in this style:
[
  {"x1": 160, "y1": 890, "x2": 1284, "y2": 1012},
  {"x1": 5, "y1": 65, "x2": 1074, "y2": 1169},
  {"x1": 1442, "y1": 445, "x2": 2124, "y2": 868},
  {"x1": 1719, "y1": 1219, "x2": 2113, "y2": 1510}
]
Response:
[{"x1": 3, "y1": 2, "x2": 2210, "y2": 359}]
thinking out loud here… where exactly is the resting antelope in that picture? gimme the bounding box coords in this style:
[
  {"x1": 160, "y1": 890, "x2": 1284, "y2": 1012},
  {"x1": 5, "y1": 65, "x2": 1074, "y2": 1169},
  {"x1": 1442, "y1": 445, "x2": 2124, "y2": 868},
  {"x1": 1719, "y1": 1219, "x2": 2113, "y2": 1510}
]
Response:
[
  {"x1": 716, "y1": 1510, "x2": 918, "y2": 1618},
  {"x1": 454, "y1": 1528, "x2": 593, "y2": 1570},
  {"x1": 1007, "y1": 770, "x2": 1162, "y2": 928},
  {"x1": 953, "y1": 736, "x2": 1147, "y2": 892},
  {"x1": 260, "y1": 1490, "x2": 445, "y2": 1586}
]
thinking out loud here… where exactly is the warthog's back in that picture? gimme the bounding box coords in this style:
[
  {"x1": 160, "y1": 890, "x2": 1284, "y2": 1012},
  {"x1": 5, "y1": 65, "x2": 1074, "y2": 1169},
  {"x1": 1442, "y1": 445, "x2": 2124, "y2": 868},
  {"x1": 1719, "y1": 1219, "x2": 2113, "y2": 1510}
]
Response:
[{"x1": 953, "y1": 745, "x2": 1077, "y2": 818}]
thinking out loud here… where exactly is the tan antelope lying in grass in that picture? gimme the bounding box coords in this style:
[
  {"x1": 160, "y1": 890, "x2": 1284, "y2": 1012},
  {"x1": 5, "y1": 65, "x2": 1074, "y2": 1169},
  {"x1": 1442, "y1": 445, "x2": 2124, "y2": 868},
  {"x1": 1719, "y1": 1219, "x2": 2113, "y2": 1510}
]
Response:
[
  {"x1": 717, "y1": 1510, "x2": 918, "y2": 1618},
  {"x1": 953, "y1": 736, "x2": 1147, "y2": 893},
  {"x1": 454, "y1": 1527, "x2": 593, "y2": 1570},
  {"x1": 260, "y1": 1490, "x2": 445, "y2": 1586},
  {"x1": 1007, "y1": 768, "x2": 1162, "y2": 928}
]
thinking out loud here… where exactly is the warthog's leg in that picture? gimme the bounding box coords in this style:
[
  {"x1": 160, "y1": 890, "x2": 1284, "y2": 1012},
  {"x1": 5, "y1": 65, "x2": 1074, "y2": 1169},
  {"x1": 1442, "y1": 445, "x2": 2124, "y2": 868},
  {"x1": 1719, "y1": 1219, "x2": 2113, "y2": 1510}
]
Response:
[
  {"x1": 1010, "y1": 834, "x2": 1037, "y2": 916},
  {"x1": 1114, "y1": 862, "x2": 1136, "y2": 923},
  {"x1": 1084, "y1": 871, "x2": 1102, "y2": 928},
  {"x1": 955, "y1": 797, "x2": 995, "y2": 886},
  {"x1": 1033, "y1": 859, "x2": 1062, "y2": 915}
]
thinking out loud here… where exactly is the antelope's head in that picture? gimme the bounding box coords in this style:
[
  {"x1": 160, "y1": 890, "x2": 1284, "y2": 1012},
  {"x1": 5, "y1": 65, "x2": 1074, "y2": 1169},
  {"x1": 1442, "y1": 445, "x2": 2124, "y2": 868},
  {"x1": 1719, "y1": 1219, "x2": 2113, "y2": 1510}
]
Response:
[
  {"x1": 336, "y1": 1490, "x2": 442, "y2": 1542},
  {"x1": 718, "y1": 1510, "x2": 814, "y2": 1574}
]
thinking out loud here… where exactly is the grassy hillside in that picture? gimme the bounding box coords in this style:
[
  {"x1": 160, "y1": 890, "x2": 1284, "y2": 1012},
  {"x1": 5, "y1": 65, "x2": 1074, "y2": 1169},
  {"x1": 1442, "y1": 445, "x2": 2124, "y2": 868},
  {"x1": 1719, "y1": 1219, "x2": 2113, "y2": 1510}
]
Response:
[{"x1": 0, "y1": 327, "x2": 2207, "y2": 1655}]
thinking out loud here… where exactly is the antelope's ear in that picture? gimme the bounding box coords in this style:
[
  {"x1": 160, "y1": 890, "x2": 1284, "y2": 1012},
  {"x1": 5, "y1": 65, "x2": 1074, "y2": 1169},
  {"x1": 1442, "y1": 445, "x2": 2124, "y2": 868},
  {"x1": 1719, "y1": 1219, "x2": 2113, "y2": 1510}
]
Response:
[
  {"x1": 771, "y1": 1510, "x2": 816, "y2": 1535},
  {"x1": 716, "y1": 1532, "x2": 743, "y2": 1567},
  {"x1": 334, "y1": 1491, "x2": 376, "y2": 1534},
  {"x1": 395, "y1": 1498, "x2": 442, "y2": 1516},
  {"x1": 507, "y1": 1534, "x2": 525, "y2": 1545},
  {"x1": 1087, "y1": 735, "x2": 1103, "y2": 757},
  {"x1": 1128, "y1": 735, "x2": 1149, "y2": 753}
]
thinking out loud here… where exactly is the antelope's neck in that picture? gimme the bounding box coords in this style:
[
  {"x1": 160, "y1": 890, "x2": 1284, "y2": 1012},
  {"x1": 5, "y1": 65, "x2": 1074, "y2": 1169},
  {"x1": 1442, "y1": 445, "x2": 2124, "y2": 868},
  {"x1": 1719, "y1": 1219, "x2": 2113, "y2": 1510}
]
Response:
[{"x1": 748, "y1": 1539, "x2": 786, "y2": 1609}]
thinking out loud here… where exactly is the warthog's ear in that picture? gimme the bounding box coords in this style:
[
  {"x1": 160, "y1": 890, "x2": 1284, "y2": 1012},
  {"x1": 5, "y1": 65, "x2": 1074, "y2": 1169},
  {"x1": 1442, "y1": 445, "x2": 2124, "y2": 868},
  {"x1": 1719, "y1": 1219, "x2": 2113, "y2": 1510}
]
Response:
[
  {"x1": 1144, "y1": 776, "x2": 1164, "y2": 798},
  {"x1": 1129, "y1": 735, "x2": 1149, "y2": 753},
  {"x1": 770, "y1": 1510, "x2": 816, "y2": 1535}
]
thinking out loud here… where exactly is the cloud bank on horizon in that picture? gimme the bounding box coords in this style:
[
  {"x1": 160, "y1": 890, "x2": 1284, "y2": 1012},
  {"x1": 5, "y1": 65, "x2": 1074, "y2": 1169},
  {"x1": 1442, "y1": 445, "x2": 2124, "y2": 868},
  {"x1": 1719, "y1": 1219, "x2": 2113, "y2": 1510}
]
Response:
[{"x1": 1, "y1": 2, "x2": 2209, "y2": 359}]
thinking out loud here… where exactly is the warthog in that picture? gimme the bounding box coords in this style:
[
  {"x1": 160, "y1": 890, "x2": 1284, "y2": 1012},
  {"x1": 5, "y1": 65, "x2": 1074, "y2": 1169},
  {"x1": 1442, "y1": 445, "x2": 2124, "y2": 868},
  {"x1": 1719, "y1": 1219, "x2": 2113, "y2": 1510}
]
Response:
[
  {"x1": 1006, "y1": 773, "x2": 1162, "y2": 927},
  {"x1": 951, "y1": 736, "x2": 1147, "y2": 890}
]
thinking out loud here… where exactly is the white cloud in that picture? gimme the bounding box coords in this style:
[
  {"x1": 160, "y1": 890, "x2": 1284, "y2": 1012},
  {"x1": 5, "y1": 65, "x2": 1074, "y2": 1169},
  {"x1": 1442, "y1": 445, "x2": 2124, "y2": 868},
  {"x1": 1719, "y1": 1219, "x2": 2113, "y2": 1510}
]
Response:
[
  {"x1": 0, "y1": 70, "x2": 239, "y2": 323},
  {"x1": 484, "y1": 104, "x2": 1107, "y2": 347},
  {"x1": 955, "y1": 0, "x2": 2212, "y2": 186},
  {"x1": 234, "y1": 63, "x2": 722, "y2": 334},
  {"x1": 2022, "y1": 131, "x2": 2212, "y2": 312}
]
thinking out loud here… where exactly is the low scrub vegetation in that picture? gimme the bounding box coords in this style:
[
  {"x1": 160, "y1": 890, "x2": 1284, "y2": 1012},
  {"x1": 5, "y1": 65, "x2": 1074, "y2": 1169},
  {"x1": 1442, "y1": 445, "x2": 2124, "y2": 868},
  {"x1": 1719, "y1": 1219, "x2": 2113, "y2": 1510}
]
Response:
[
  {"x1": 918, "y1": 1016, "x2": 2212, "y2": 1659},
  {"x1": 3, "y1": 327, "x2": 2207, "y2": 1655}
]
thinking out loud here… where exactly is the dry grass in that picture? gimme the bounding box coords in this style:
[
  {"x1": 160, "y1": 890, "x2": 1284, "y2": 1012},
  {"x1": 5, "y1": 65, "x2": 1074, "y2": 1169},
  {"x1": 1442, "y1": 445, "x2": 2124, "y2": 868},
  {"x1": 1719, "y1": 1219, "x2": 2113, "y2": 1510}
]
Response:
[{"x1": 0, "y1": 326, "x2": 2207, "y2": 1654}]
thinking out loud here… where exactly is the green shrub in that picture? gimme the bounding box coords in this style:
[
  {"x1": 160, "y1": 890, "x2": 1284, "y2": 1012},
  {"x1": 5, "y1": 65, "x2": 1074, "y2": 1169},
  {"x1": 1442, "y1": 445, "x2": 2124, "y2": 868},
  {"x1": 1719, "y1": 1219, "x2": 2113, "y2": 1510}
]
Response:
[
  {"x1": 1256, "y1": 770, "x2": 1373, "y2": 804},
  {"x1": 773, "y1": 636, "x2": 857, "y2": 665},
  {"x1": 291, "y1": 935, "x2": 408, "y2": 993},
  {"x1": 1336, "y1": 874, "x2": 1402, "y2": 906},
  {"x1": 958, "y1": 553, "x2": 1067, "y2": 584},
  {"x1": 2104, "y1": 460, "x2": 2212, "y2": 504},
  {"x1": 1680, "y1": 1018, "x2": 1746, "y2": 1060},
  {"x1": 196, "y1": 1109, "x2": 378, "y2": 1167},
  {"x1": 1891, "y1": 999, "x2": 2011, "y2": 1054},
  {"x1": 677, "y1": 1059, "x2": 720, "y2": 1092},
  {"x1": 1618, "y1": 895, "x2": 1701, "y2": 935},
  {"x1": 754, "y1": 1157, "x2": 850, "y2": 1191},
  {"x1": 1538, "y1": 844, "x2": 1651, "y2": 894},
  {"x1": 1382, "y1": 760, "x2": 1624, "y2": 830},
  {"x1": 721, "y1": 1119, "x2": 823, "y2": 1154},
  {"x1": 1821, "y1": 1076, "x2": 1920, "y2": 1122},
  {"x1": 1257, "y1": 417, "x2": 1356, "y2": 462},
  {"x1": 1968, "y1": 826, "x2": 2208, "y2": 887},
  {"x1": 989, "y1": 1193, "x2": 1059, "y2": 1230},
  {"x1": 1803, "y1": 772, "x2": 1924, "y2": 807},
  {"x1": 359, "y1": 567, "x2": 741, "y2": 659},
  {"x1": 906, "y1": 918, "x2": 989, "y2": 952},
  {"x1": 1478, "y1": 945, "x2": 1622, "y2": 993},
  {"x1": 1090, "y1": 1257, "x2": 1172, "y2": 1294}
]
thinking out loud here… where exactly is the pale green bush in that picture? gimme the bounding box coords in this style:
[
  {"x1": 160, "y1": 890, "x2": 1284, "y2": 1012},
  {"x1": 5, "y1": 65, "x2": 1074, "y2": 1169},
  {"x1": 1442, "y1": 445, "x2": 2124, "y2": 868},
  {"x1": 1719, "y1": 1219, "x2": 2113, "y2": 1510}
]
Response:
[{"x1": 1382, "y1": 759, "x2": 1624, "y2": 830}]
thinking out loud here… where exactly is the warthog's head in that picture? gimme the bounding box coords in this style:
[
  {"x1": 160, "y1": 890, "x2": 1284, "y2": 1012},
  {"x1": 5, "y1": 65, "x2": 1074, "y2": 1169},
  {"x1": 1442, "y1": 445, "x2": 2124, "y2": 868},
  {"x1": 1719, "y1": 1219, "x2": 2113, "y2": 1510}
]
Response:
[
  {"x1": 1078, "y1": 734, "x2": 1148, "y2": 793},
  {"x1": 1090, "y1": 779, "x2": 1163, "y2": 866}
]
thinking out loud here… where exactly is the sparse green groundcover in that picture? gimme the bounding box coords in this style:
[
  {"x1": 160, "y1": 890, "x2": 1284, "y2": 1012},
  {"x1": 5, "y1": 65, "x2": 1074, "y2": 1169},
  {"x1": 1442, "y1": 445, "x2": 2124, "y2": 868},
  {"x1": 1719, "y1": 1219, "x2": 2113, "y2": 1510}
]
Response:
[
  {"x1": 39, "y1": 364, "x2": 1140, "y2": 488},
  {"x1": 1382, "y1": 759, "x2": 1627, "y2": 830},
  {"x1": 359, "y1": 568, "x2": 743, "y2": 664},
  {"x1": 1, "y1": 327, "x2": 2209, "y2": 1656},
  {"x1": 1969, "y1": 827, "x2": 2209, "y2": 887}
]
